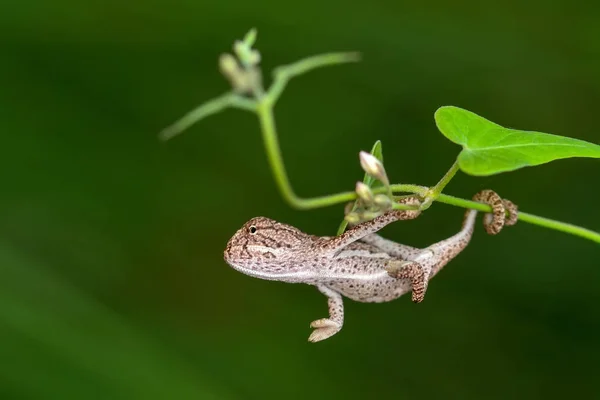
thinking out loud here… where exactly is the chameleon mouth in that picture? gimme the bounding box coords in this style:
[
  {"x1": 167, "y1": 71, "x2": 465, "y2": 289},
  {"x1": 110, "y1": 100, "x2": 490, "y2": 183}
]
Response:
[{"x1": 225, "y1": 260, "x2": 311, "y2": 282}]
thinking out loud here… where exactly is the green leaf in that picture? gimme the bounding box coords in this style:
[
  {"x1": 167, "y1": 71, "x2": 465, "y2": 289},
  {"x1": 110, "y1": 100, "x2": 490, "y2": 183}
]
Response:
[
  {"x1": 434, "y1": 106, "x2": 600, "y2": 176},
  {"x1": 336, "y1": 140, "x2": 384, "y2": 235}
]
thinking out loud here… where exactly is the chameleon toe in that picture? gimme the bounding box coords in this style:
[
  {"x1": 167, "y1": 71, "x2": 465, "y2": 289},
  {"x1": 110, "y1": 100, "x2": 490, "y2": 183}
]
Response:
[
  {"x1": 308, "y1": 318, "x2": 341, "y2": 342},
  {"x1": 308, "y1": 327, "x2": 340, "y2": 342},
  {"x1": 310, "y1": 318, "x2": 339, "y2": 329},
  {"x1": 385, "y1": 261, "x2": 428, "y2": 303}
]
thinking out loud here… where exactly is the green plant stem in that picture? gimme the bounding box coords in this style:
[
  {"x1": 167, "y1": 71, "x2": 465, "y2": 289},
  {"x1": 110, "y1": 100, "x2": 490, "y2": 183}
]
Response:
[
  {"x1": 254, "y1": 99, "x2": 600, "y2": 244},
  {"x1": 256, "y1": 102, "x2": 409, "y2": 209},
  {"x1": 516, "y1": 213, "x2": 600, "y2": 243},
  {"x1": 420, "y1": 160, "x2": 460, "y2": 210},
  {"x1": 159, "y1": 93, "x2": 256, "y2": 141},
  {"x1": 434, "y1": 194, "x2": 600, "y2": 243},
  {"x1": 268, "y1": 53, "x2": 360, "y2": 105},
  {"x1": 160, "y1": 44, "x2": 599, "y2": 245}
]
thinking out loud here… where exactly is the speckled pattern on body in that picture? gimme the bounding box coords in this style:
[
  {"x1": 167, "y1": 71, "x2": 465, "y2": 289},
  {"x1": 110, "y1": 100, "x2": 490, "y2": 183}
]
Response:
[{"x1": 224, "y1": 191, "x2": 518, "y2": 342}]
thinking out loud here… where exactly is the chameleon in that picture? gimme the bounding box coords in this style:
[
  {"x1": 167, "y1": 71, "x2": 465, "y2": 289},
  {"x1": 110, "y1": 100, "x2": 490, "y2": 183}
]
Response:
[{"x1": 223, "y1": 190, "x2": 518, "y2": 342}]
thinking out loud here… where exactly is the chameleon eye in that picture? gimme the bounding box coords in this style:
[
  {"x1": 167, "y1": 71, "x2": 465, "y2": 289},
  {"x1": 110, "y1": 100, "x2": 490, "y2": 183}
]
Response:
[{"x1": 249, "y1": 225, "x2": 257, "y2": 234}]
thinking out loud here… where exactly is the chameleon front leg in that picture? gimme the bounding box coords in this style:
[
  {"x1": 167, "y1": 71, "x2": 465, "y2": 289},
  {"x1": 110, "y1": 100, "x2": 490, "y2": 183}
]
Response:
[
  {"x1": 319, "y1": 197, "x2": 421, "y2": 255},
  {"x1": 308, "y1": 285, "x2": 344, "y2": 343}
]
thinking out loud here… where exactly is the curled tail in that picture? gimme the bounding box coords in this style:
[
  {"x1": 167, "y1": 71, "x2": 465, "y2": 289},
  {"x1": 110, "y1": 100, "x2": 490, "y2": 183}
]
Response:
[
  {"x1": 430, "y1": 190, "x2": 518, "y2": 263},
  {"x1": 468, "y1": 189, "x2": 519, "y2": 235}
]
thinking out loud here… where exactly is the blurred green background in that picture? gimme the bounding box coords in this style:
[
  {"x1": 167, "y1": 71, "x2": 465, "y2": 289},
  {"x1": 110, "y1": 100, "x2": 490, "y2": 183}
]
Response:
[{"x1": 1, "y1": 1, "x2": 599, "y2": 399}]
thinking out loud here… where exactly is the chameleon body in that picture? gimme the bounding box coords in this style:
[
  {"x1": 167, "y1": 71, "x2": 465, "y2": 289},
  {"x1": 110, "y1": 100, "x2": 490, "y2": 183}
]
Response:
[{"x1": 224, "y1": 190, "x2": 517, "y2": 342}]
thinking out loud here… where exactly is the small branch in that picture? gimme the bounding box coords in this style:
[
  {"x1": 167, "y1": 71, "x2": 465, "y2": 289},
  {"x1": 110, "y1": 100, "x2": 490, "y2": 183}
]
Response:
[
  {"x1": 159, "y1": 93, "x2": 256, "y2": 141},
  {"x1": 268, "y1": 52, "x2": 361, "y2": 105},
  {"x1": 420, "y1": 160, "x2": 460, "y2": 210}
]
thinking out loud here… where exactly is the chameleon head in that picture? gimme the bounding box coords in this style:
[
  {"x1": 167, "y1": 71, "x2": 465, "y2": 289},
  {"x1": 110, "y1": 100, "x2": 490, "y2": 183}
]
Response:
[{"x1": 223, "y1": 216, "x2": 313, "y2": 282}]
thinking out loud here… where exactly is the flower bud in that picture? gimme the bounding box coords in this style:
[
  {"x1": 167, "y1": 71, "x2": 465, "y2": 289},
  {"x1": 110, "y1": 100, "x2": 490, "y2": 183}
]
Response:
[
  {"x1": 360, "y1": 211, "x2": 382, "y2": 221},
  {"x1": 246, "y1": 49, "x2": 261, "y2": 66},
  {"x1": 233, "y1": 40, "x2": 246, "y2": 59},
  {"x1": 355, "y1": 181, "x2": 374, "y2": 205},
  {"x1": 344, "y1": 202, "x2": 355, "y2": 216},
  {"x1": 359, "y1": 151, "x2": 389, "y2": 186},
  {"x1": 219, "y1": 53, "x2": 259, "y2": 94},
  {"x1": 344, "y1": 212, "x2": 361, "y2": 225},
  {"x1": 373, "y1": 194, "x2": 392, "y2": 210},
  {"x1": 219, "y1": 53, "x2": 240, "y2": 77},
  {"x1": 233, "y1": 40, "x2": 261, "y2": 68}
]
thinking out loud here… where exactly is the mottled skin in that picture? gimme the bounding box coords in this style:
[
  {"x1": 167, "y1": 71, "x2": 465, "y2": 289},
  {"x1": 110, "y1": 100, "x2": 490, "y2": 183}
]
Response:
[{"x1": 224, "y1": 190, "x2": 517, "y2": 342}]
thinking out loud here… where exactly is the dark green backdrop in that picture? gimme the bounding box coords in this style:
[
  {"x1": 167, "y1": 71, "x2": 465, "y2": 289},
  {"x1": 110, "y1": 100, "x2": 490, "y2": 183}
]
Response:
[{"x1": 1, "y1": 1, "x2": 599, "y2": 399}]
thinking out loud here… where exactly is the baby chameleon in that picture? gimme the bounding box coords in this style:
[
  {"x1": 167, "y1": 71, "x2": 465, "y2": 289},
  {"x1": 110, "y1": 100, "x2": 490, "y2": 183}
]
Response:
[{"x1": 224, "y1": 190, "x2": 518, "y2": 342}]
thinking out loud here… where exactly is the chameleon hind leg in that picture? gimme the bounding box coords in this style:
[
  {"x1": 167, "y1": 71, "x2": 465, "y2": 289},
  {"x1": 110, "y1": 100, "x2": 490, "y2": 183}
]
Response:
[{"x1": 387, "y1": 190, "x2": 518, "y2": 301}]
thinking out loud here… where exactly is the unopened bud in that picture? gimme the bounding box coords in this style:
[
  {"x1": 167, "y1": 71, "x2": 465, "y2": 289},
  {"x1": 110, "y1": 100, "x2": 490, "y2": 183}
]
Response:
[
  {"x1": 246, "y1": 49, "x2": 261, "y2": 66},
  {"x1": 373, "y1": 194, "x2": 392, "y2": 209},
  {"x1": 233, "y1": 40, "x2": 246, "y2": 59},
  {"x1": 359, "y1": 151, "x2": 389, "y2": 187},
  {"x1": 344, "y1": 202, "x2": 355, "y2": 216},
  {"x1": 344, "y1": 212, "x2": 361, "y2": 225},
  {"x1": 219, "y1": 53, "x2": 259, "y2": 94},
  {"x1": 355, "y1": 182, "x2": 374, "y2": 205},
  {"x1": 360, "y1": 211, "x2": 382, "y2": 222},
  {"x1": 233, "y1": 40, "x2": 261, "y2": 68},
  {"x1": 219, "y1": 53, "x2": 240, "y2": 77}
]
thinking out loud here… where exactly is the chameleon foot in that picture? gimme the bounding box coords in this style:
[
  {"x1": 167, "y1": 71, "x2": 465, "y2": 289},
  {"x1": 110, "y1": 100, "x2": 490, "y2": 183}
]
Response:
[
  {"x1": 385, "y1": 261, "x2": 427, "y2": 303},
  {"x1": 473, "y1": 190, "x2": 518, "y2": 235},
  {"x1": 308, "y1": 318, "x2": 342, "y2": 343}
]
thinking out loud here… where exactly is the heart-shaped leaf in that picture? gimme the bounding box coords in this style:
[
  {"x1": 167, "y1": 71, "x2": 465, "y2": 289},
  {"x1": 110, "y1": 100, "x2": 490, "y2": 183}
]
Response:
[{"x1": 435, "y1": 106, "x2": 600, "y2": 176}]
